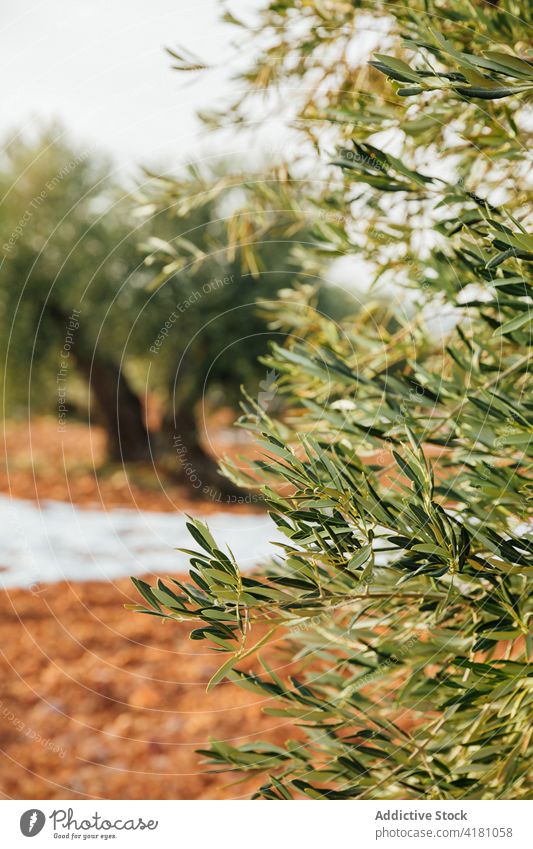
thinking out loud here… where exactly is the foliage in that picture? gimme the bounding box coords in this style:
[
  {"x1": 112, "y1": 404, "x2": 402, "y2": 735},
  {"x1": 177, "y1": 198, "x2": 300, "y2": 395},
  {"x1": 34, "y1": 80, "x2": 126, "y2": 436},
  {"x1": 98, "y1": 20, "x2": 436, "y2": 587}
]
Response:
[
  {"x1": 0, "y1": 132, "x2": 348, "y2": 468},
  {"x1": 133, "y1": 0, "x2": 533, "y2": 798},
  {"x1": 134, "y1": 161, "x2": 353, "y2": 417},
  {"x1": 0, "y1": 130, "x2": 147, "y2": 414}
]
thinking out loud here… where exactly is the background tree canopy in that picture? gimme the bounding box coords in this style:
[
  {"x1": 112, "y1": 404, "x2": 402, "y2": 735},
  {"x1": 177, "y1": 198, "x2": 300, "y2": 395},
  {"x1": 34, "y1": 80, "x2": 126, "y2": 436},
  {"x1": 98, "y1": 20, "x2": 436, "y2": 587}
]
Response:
[
  {"x1": 0, "y1": 131, "x2": 353, "y2": 488},
  {"x1": 134, "y1": 0, "x2": 533, "y2": 798},
  {"x1": 0, "y1": 131, "x2": 153, "y2": 460}
]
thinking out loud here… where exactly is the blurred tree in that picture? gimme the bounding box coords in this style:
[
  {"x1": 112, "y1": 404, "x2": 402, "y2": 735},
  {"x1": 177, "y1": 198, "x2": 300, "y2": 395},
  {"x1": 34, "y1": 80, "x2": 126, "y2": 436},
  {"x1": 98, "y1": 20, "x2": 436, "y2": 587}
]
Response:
[
  {"x1": 136, "y1": 0, "x2": 533, "y2": 798},
  {"x1": 0, "y1": 133, "x2": 353, "y2": 490},
  {"x1": 0, "y1": 130, "x2": 152, "y2": 461},
  {"x1": 135, "y1": 161, "x2": 355, "y2": 491}
]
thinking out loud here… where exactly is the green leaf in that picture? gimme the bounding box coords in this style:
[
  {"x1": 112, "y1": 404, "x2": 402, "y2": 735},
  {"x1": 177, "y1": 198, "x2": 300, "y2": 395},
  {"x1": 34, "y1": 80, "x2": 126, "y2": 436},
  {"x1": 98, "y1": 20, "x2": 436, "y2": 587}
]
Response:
[{"x1": 207, "y1": 655, "x2": 239, "y2": 691}]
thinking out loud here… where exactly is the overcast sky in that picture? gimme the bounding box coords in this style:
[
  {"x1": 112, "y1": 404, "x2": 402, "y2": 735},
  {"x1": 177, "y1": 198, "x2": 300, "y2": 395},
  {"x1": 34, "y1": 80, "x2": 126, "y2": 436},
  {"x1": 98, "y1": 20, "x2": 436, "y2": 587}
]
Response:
[
  {"x1": 2, "y1": 0, "x2": 264, "y2": 178},
  {"x1": 1, "y1": 0, "x2": 387, "y2": 291}
]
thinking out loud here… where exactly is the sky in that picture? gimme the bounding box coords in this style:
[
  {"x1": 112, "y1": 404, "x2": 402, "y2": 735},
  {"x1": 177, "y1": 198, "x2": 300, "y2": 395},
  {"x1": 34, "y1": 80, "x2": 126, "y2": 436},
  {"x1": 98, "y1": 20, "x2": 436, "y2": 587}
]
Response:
[
  {"x1": 0, "y1": 0, "x2": 384, "y2": 291},
  {"x1": 2, "y1": 0, "x2": 263, "y2": 178}
]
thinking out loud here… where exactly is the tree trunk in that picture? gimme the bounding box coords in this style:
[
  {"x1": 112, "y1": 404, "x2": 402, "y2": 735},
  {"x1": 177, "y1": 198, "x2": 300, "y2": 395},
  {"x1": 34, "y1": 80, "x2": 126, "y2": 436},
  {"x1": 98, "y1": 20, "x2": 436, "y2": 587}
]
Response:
[
  {"x1": 48, "y1": 303, "x2": 151, "y2": 462},
  {"x1": 161, "y1": 402, "x2": 248, "y2": 500},
  {"x1": 76, "y1": 354, "x2": 151, "y2": 462}
]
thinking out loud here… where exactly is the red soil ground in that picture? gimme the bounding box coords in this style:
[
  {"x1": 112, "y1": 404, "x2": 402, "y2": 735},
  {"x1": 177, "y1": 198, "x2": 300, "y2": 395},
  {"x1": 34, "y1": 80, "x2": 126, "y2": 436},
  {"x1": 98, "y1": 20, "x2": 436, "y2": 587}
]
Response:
[
  {"x1": 0, "y1": 577, "x2": 292, "y2": 800},
  {"x1": 0, "y1": 414, "x2": 259, "y2": 514},
  {"x1": 0, "y1": 417, "x2": 283, "y2": 799},
  {"x1": 0, "y1": 417, "x2": 421, "y2": 799}
]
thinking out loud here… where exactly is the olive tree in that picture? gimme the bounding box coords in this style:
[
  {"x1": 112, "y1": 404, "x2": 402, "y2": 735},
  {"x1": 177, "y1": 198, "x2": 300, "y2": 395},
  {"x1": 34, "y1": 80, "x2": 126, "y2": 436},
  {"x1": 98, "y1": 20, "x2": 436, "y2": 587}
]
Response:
[{"x1": 134, "y1": 0, "x2": 533, "y2": 798}]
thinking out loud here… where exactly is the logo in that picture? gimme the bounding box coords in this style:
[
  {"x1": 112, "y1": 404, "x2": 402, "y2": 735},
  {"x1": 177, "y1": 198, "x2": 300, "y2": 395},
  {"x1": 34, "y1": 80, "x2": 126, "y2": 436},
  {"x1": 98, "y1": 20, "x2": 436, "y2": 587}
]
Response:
[
  {"x1": 258, "y1": 369, "x2": 279, "y2": 410},
  {"x1": 20, "y1": 809, "x2": 46, "y2": 837}
]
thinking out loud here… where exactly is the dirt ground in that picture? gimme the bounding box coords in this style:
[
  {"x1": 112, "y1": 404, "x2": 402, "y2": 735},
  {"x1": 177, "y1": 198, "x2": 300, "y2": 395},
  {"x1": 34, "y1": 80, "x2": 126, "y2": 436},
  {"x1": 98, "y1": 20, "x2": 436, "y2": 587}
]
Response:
[
  {"x1": 0, "y1": 418, "x2": 491, "y2": 800},
  {"x1": 0, "y1": 418, "x2": 424, "y2": 800},
  {"x1": 0, "y1": 576, "x2": 293, "y2": 800},
  {"x1": 0, "y1": 417, "x2": 288, "y2": 799},
  {"x1": 0, "y1": 415, "x2": 260, "y2": 514}
]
